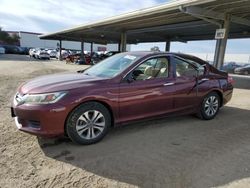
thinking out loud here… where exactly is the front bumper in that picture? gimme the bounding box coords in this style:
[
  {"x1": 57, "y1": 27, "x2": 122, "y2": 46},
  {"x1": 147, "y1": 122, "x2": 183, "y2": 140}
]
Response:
[{"x1": 11, "y1": 102, "x2": 68, "y2": 137}]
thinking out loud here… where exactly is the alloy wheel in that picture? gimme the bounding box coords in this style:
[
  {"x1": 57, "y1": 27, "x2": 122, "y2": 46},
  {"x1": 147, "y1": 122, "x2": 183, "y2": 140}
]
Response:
[
  {"x1": 204, "y1": 96, "x2": 219, "y2": 117},
  {"x1": 76, "y1": 110, "x2": 105, "y2": 140}
]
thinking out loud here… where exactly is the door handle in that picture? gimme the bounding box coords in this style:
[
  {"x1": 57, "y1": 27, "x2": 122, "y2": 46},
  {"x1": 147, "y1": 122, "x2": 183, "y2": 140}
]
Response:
[
  {"x1": 200, "y1": 78, "x2": 209, "y2": 81},
  {"x1": 163, "y1": 82, "x2": 175, "y2": 86}
]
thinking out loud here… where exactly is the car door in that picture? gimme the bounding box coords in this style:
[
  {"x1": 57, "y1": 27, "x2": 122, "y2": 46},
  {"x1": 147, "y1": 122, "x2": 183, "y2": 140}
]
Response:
[
  {"x1": 171, "y1": 56, "x2": 200, "y2": 111},
  {"x1": 118, "y1": 56, "x2": 175, "y2": 123}
]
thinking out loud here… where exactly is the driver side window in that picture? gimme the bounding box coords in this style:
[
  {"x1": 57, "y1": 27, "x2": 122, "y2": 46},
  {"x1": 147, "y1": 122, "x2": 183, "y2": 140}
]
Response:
[{"x1": 131, "y1": 57, "x2": 169, "y2": 81}]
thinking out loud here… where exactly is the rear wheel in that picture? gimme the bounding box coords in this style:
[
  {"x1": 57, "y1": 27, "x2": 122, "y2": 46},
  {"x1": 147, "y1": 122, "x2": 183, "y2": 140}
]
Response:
[
  {"x1": 244, "y1": 70, "x2": 249, "y2": 75},
  {"x1": 66, "y1": 102, "x2": 111, "y2": 145},
  {"x1": 197, "y1": 92, "x2": 220, "y2": 120}
]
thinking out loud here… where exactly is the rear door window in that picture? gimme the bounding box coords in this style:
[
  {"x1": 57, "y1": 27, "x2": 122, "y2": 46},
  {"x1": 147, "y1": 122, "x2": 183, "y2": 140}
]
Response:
[{"x1": 172, "y1": 57, "x2": 197, "y2": 78}]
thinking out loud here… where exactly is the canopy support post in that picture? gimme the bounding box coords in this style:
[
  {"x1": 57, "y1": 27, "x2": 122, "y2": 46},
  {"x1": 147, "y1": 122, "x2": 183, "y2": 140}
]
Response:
[
  {"x1": 165, "y1": 41, "x2": 171, "y2": 52},
  {"x1": 81, "y1": 41, "x2": 84, "y2": 61},
  {"x1": 90, "y1": 42, "x2": 93, "y2": 56},
  {"x1": 59, "y1": 40, "x2": 62, "y2": 61},
  {"x1": 214, "y1": 14, "x2": 230, "y2": 69},
  {"x1": 120, "y1": 32, "x2": 127, "y2": 52}
]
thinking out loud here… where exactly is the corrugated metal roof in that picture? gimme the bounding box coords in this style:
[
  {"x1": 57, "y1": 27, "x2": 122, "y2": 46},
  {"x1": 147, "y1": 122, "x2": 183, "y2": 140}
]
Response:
[{"x1": 40, "y1": 0, "x2": 250, "y2": 44}]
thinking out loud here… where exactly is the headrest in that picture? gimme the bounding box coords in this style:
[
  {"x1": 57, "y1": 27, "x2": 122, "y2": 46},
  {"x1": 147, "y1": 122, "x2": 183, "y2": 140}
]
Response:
[
  {"x1": 144, "y1": 66, "x2": 153, "y2": 76},
  {"x1": 158, "y1": 58, "x2": 168, "y2": 68}
]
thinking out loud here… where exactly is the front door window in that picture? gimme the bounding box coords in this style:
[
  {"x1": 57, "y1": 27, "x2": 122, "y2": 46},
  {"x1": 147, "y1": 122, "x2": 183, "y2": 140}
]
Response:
[{"x1": 131, "y1": 57, "x2": 169, "y2": 81}]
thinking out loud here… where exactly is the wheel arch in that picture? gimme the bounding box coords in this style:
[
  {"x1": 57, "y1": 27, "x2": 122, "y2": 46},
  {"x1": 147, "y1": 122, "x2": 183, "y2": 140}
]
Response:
[
  {"x1": 208, "y1": 89, "x2": 223, "y2": 107},
  {"x1": 64, "y1": 99, "x2": 115, "y2": 136}
]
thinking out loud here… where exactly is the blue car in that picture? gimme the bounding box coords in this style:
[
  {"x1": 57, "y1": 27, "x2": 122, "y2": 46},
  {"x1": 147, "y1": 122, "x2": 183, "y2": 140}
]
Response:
[{"x1": 222, "y1": 62, "x2": 242, "y2": 73}]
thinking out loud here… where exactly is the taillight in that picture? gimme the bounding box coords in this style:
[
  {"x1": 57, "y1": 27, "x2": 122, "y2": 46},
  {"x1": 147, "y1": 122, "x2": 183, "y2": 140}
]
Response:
[{"x1": 227, "y1": 75, "x2": 234, "y2": 84}]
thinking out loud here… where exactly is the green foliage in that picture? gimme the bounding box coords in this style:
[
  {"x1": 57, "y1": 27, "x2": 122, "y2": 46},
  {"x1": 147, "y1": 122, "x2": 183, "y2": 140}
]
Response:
[
  {"x1": 150, "y1": 46, "x2": 160, "y2": 52},
  {"x1": 0, "y1": 27, "x2": 20, "y2": 44}
]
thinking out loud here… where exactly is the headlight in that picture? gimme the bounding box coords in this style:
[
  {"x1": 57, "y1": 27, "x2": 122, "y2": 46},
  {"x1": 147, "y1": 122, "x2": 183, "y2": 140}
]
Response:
[{"x1": 20, "y1": 92, "x2": 67, "y2": 105}]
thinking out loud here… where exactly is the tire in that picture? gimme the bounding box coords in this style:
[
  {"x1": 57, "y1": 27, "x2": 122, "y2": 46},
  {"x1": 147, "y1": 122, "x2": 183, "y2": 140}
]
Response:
[
  {"x1": 197, "y1": 92, "x2": 220, "y2": 120},
  {"x1": 244, "y1": 71, "x2": 249, "y2": 75},
  {"x1": 66, "y1": 102, "x2": 111, "y2": 145}
]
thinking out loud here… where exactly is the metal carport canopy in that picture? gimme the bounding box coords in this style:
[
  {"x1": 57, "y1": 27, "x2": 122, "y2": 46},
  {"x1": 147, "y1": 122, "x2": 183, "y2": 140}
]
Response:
[{"x1": 39, "y1": 0, "x2": 250, "y2": 44}]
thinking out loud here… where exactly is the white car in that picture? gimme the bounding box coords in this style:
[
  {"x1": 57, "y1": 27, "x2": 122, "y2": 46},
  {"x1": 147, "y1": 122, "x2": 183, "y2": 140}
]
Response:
[
  {"x1": 56, "y1": 50, "x2": 69, "y2": 59},
  {"x1": 30, "y1": 48, "x2": 44, "y2": 58},
  {"x1": 34, "y1": 50, "x2": 50, "y2": 60},
  {"x1": 29, "y1": 48, "x2": 36, "y2": 57},
  {"x1": 47, "y1": 49, "x2": 57, "y2": 58},
  {"x1": 0, "y1": 47, "x2": 5, "y2": 54}
]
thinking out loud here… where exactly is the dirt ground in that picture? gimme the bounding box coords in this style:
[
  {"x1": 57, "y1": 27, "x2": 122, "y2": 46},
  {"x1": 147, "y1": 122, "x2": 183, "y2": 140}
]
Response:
[{"x1": 0, "y1": 54, "x2": 250, "y2": 188}]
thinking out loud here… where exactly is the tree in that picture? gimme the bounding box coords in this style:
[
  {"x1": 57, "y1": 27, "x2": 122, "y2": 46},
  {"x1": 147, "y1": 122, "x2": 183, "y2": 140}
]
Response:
[
  {"x1": 11, "y1": 34, "x2": 20, "y2": 44},
  {"x1": 0, "y1": 27, "x2": 20, "y2": 45},
  {"x1": 150, "y1": 46, "x2": 160, "y2": 52}
]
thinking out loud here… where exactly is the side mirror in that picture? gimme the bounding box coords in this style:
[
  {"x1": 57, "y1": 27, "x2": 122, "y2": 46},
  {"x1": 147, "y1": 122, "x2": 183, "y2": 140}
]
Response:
[
  {"x1": 124, "y1": 69, "x2": 143, "y2": 83},
  {"x1": 126, "y1": 74, "x2": 134, "y2": 83}
]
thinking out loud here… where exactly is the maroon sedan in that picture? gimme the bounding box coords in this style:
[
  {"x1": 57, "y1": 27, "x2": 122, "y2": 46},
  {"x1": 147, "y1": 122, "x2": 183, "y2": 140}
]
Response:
[{"x1": 11, "y1": 52, "x2": 233, "y2": 144}]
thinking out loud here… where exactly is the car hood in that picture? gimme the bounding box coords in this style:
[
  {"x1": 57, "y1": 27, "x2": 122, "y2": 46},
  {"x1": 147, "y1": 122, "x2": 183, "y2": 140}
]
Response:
[{"x1": 19, "y1": 72, "x2": 108, "y2": 94}]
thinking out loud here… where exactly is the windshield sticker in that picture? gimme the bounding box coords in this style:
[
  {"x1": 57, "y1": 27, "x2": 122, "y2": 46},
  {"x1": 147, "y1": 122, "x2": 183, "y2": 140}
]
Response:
[{"x1": 124, "y1": 55, "x2": 137, "y2": 60}]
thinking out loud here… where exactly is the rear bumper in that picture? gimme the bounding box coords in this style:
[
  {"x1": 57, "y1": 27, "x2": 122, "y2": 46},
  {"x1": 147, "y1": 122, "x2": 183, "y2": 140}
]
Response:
[
  {"x1": 222, "y1": 85, "x2": 233, "y2": 106},
  {"x1": 223, "y1": 90, "x2": 233, "y2": 105}
]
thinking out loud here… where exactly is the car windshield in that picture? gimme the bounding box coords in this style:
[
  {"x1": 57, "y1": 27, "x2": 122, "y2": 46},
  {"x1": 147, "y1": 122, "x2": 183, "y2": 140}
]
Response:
[{"x1": 84, "y1": 53, "x2": 141, "y2": 78}]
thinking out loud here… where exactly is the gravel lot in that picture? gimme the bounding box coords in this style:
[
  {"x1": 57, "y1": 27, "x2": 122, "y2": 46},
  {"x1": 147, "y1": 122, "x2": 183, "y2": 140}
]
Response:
[{"x1": 0, "y1": 54, "x2": 250, "y2": 188}]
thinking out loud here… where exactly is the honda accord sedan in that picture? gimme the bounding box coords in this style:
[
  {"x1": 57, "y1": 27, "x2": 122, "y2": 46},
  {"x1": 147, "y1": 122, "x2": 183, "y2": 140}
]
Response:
[{"x1": 11, "y1": 52, "x2": 233, "y2": 144}]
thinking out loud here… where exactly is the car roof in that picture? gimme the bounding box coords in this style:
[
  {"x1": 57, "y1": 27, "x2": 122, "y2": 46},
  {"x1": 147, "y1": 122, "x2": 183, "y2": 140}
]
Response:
[
  {"x1": 124, "y1": 51, "x2": 189, "y2": 57},
  {"x1": 123, "y1": 51, "x2": 207, "y2": 64}
]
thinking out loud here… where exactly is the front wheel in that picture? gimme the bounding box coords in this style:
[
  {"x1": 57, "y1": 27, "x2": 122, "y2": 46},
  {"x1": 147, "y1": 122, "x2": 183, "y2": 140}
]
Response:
[
  {"x1": 197, "y1": 92, "x2": 220, "y2": 120},
  {"x1": 66, "y1": 102, "x2": 111, "y2": 145}
]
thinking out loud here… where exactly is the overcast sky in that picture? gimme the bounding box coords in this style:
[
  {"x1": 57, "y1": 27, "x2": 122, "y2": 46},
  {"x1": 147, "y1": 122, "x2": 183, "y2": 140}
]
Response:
[{"x1": 0, "y1": 0, "x2": 249, "y2": 61}]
